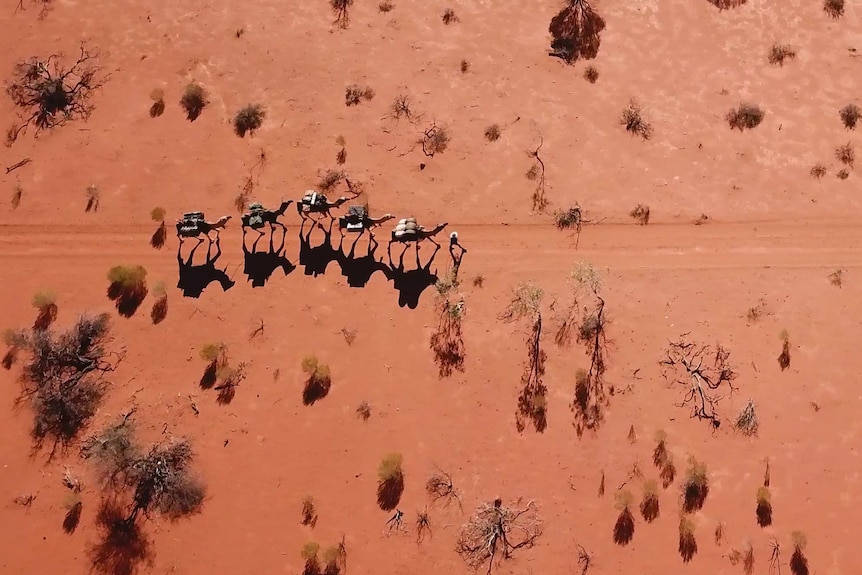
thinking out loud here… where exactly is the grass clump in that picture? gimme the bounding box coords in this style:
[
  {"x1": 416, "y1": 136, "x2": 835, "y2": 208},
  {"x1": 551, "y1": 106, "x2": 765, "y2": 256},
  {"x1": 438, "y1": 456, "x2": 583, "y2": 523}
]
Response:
[
  {"x1": 301, "y1": 356, "x2": 331, "y2": 405},
  {"x1": 377, "y1": 453, "x2": 404, "y2": 511},
  {"x1": 422, "y1": 123, "x2": 450, "y2": 157},
  {"x1": 835, "y1": 142, "x2": 854, "y2": 167},
  {"x1": 460, "y1": 59, "x2": 470, "y2": 73},
  {"x1": 823, "y1": 0, "x2": 844, "y2": 18},
  {"x1": 554, "y1": 206, "x2": 583, "y2": 230},
  {"x1": 233, "y1": 104, "x2": 265, "y2": 137},
  {"x1": 442, "y1": 8, "x2": 459, "y2": 24},
  {"x1": 727, "y1": 103, "x2": 765, "y2": 131},
  {"x1": 583, "y1": 65, "x2": 599, "y2": 83},
  {"x1": 768, "y1": 43, "x2": 797, "y2": 66},
  {"x1": 356, "y1": 400, "x2": 371, "y2": 421},
  {"x1": 613, "y1": 490, "x2": 635, "y2": 545},
  {"x1": 810, "y1": 164, "x2": 827, "y2": 179},
  {"x1": 484, "y1": 124, "x2": 501, "y2": 142},
  {"x1": 301, "y1": 496, "x2": 318, "y2": 526},
  {"x1": 790, "y1": 531, "x2": 809, "y2": 575},
  {"x1": 679, "y1": 516, "x2": 697, "y2": 563},
  {"x1": 106, "y1": 265, "x2": 148, "y2": 318},
  {"x1": 682, "y1": 456, "x2": 708, "y2": 512},
  {"x1": 620, "y1": 99, "x2": 653, "y2": 140},
  {"x1": 149, "y1": 88, "x2": 165, "y2": 118},
  {"x1": 345, "y1": 85, "x2": 375, "y2": 106},
  {"x1": 630, "y1": 204, "x2": 650, "y2": 225},
  {"x1": 756, "y1": 486, "x2": 772, "y2": 527},
  {"x1": 180, "y1": 83, "x2": 207, "y2": 122},
  {"x1": 378, "y1": 0, "x2": 393, "y2": 12},
  {"x1": 150, "y1": 281, "x2": 167, "y2": 325},
  {"x1": 839, "y1": 104, "x2": 860, "y2": 129},
  {"x1": 640, "y1": 480, "x2": 660, "y2": 522}
]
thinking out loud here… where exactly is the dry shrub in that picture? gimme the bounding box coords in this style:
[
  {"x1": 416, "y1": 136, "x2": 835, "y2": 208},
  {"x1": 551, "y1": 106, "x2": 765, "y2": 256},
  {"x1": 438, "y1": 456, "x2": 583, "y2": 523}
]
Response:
[
  {"x1": 839, "y1": 104, "x2": 859, "y2": 129},
  {"x1": 233, "y1": 104, "x2": 265, "y2": 137},
  {"x1": 63, "y1": 498, "x2": 83, "y2": 533},
  {"x1": 613, "y1": 490, "x2": 635, "y2": 545},
  {"x1": 837, "y1": 168, "x2": 849, "y2": 180},
  {"x1": 778, "y1": 329, "x2": 791, "y2": 370},
  {"x1": 679, "y1": 516, "x2": 697, "y2": 563},
  {"x1": 150, "y1": 281, "x2": 168, "y2": 325},
  {"x1": 549, "y1": 0, "x2": 606, "y2": 64},
  {"x1": 377, "y1": 453, "x2": 404, "y2": 511},
  {"x1": 31, "y1": 290, "x2": 58, "y2": 330},
  {"x1": 829, "y1": 268, "x2": 844, "y2": 287},
  {"x1": 790, "y1": 531, "x2": 809, "y2": 575},
  {"x1": 460, "y1": 59, "x2": 470, "y2": 73},
  {"x1": 455, "y1": 499, "x2": 542, "y2": 571},
  {"x1": 835, "y1": 142, "x2": 854, "y2": 167},
  {"x1": 484, "y1": 124, "x2": 501, "y2": 142},
  {"x1": 180, "y1": 83, "x2": 207, "y2": 121},
  {"x1": 555, "y1": 206, "x2": 583, "y2": 230},
  {"x1": 378, "y1": 0, "x2": 393, "y2": 12},
  {"x1": 301, "y1": 356, "x2": 331, "y2": 405},
  {"x1": 199, "y1": 342, "x2": 227, "y2": 389},
  {"x1": 727, "y1": 103, "x2": 765, "y2": 131},
  {"x1": 107, "y1": 265, "x2": 148, "y2": 317},
  {"x1": 823, "y1": 0, "x2": 844, "y2": 18},
  {"x1": 150, "y1": 208, "x2": 167, "y2": 249},
  {"x1": 318, "y1": 169, "x2": 345, "y2": 192},
  {"x1": 735, "y1": 400, "x2": 759, "y2": 436},
  {"x1": 426, "y1": 469, "x2": 460, "y2": 507},
  {"x1": 707, "y1": 0, "x2": 747, "y2": 8},
  {"x1": 85, "y1": 184, "x2": 100, "y2": 213},
  {"x1": 356, "y1": 400, "x2": 371, "y2": 421},
  {"x1": 11, "y1": 185, "x2": 23, "y2": 209},
  {"x1": 682, "y1": 457, "x2": 708, "y2": 512},
  {"x1": 810, "y1": 164, "x2": 827, "y2": 179},
  {"x1": 345, "y1": 84, "x2": 375, "y2": 106},
  {"x1": 442, "y1": 8, "x2": 459, "y2": 24},
  {"x1": 422, "y1": 123, "x2": 450, "y2": 157},
  {"x1": 620, "y1": 99, "x2": 652, "y2": 140},
  {"x1": 744, "y1": 543, "x2": 755, "y2": 574},
  {"x1": 768, "y1": 43, "x2": 797, "y2": 66},
  {"x1": 301, "y1": 542, "x2": 321, "y2": 575},
  {"x1": 331, "y1": 0, "x2": 353, "y2": 28},
  {"x1": 149, "y1": 88, "x2": 165, "y2": 118},
  {"x1": 640, "y1": 480, "x2": 660, "y2": 522},
  {"x1": 583, "y1": 65, "x2": 599, "y2": 83},
  {"x1": 630, "y1": 204, "x2": 650, "y2": 225},
  {"x1": 756, "y1": 486, "x2": 772, "y2": 527},
  {"x1": 301, "y1": 496, "x2": 318, "y2": 526}
]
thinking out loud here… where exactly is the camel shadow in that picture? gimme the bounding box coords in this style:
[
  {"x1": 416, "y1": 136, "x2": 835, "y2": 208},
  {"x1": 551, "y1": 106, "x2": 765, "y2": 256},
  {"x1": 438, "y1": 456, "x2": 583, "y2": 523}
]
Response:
[
  {"x1": 177, "y1": 237, "x2": 236, "y2": 298},
  {"x1": 338, "y1": 232, "x2": 392, "y2": 288},
  {"x1": 388, "y1": 243, "x2": 441, "y2": 309},
  {"x1": 298, "y1": 218, "x2": 343, "y2": 278},
  {"x1": 242, "y1": 225, "x2": 295, "y2": 288}
]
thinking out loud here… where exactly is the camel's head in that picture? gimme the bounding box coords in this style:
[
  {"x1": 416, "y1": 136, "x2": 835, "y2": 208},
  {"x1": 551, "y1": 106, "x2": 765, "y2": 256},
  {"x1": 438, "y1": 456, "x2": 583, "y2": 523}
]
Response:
[{"x1": 217, "y1": 215, "x2": 233, "y2": 226}]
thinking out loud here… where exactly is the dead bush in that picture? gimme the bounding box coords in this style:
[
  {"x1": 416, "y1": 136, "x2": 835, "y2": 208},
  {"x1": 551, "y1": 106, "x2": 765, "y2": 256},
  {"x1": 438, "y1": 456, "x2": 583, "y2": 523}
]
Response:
[
  {"x1": 345, "y1": 84, "x2": 374, "y2": 106},
  {"x1": 629, "y1": 204, "x2": 650, "y2": 225},
  {"x1": 583, "y1": 65, "x2": 599, "y2": 83},
  {"x1": 301, "y1": 356, "x2": 332, "y2": 405},
  {"x1": 727, "y1": 103, "x2": 765, "y2": 131},
  {"x1": 620, "y1": 99, "x2": 653, "y2": 140},
  {"x1": 456, "y1": 499, "x2": 542, "y2": 572},
  {"x1": 549, "y1": 0, "x2": 606, "y2": 64},
  {"x1": 839, "y1": 104, "x2": 859, "y2": 129},
  {"x1": 233, "y1": 104, "x2": 266, "y2": 137},
  {"x1": 835, "y1": 142, "x2": 854, "y2": 167},
  {"x1": 829, "y1": 268, "x2": 844, "y2": 287},
  {"x1": 768, "y1": 43, "x2": 797, "y2": 66},
  {"x1": 426, "y1": 468, "x2": 460, "y2": 508},
  {"x1": 484, "y1": 124, "x2": 501, "y2": 142},
  {"x1": 301, "y1": 542, "x2": 321, "y2": 575},
  {"x1": 555, "y1": 206, "x2": 583, "y2": 231},
  {"x1": 823, "y1": 0, "x2": 844, "y2": 18},
  {"x1": 442, "y1": 8, "x2": 459, "y2": 24},
  {"x1": 331, "y1": 0, "x2": 354, "y2": 28},
  {"x1": 756, "y1": 486, "x2": 772, "y2": 527},
  {"x1": 5, "y1": 44, "x2": 103, "y2": 143},
  {"x1": 356, "y1": 400, "x2": 371, "y2": 421},
  {"x1": 735, "y1": 400, "x2": 759, "y2": 436},
  {"x1": 377, "y1": 453, "x2": 404, "y2": 511},
  {"x1": 107, "y1": 265, "x2": 148, "y2": 318},
  {"x1": 31, "y1": 290, "x2": 58, "y2": 330},
  {"x1": 318, "y1": 169, "x2": 346, "y2": 192},
  {"x1": 388, "y1": 94, "x2": 419, "y2": 121},
  {"x1": 661, "y1": 337, "x2": 737, "y2": 426},
  {"x1": 682, "y1": 457, "x2": 709, "y2": 512},
  {"x1": 180, "y1": 83, "x2": 207, "y2": 121},
  {"x1": 422, "y1": 123, "x2": 450, "y2": 157},
  {"x1": 149, "y1": 88, "x2": 165, "y2": 118},
  {"x1": 613, "y1": 490, "x2": 635, "y2": 545},
  {"x1": 336, "y1": 135, "x2": 347, "y2": 165},
  {"x1": 679, "y1": 516, "x2": 697, "y2": 563}
]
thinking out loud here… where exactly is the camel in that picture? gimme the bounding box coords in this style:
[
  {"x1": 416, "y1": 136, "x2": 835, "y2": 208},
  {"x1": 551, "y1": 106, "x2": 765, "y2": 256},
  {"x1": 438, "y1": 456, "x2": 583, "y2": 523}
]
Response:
[
  {"x1": 176, "y1": 213, "x2": 232, "y2": 240},
  {"x1": 241, "y1": 200, "x2": 294, "y2": 234},
  {"x1": 297, "y1": 190, "x2": 354, "y2": 220},
  {"x1": 388, "y1": 218, "x2": 448, "y2": 259},
  {"x1": 338, "y1": 205, "x2": 396, "y2": 236}
]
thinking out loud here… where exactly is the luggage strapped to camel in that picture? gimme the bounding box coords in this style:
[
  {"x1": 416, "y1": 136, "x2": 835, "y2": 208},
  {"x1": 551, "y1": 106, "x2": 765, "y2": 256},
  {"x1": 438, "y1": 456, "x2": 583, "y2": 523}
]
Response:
[
  {"x1": 179, "y1": 212, "x2": 204, "y2": 236},
  {"x1": 391, "y1": 217, "x2": 419, "y2": 242},
  {"x1": 300, "y1": 191, "x2": 328, "y2": 213},
  {"x1": 246, "y1": 202, "x2": 265, "y2": 229},
  {"x1": 339, "y1": 205, "x2": 366, "y2": 232}
]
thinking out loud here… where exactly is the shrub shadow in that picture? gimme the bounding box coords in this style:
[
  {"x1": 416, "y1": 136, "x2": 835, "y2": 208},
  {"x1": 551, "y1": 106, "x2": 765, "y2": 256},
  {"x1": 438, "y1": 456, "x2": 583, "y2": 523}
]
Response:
[
  {"x1": 376, "y1": 476, "x2": 404, "y2": 511},
  {"x1": 88, "y1": 499, "x2": 153, "y2": 575}
]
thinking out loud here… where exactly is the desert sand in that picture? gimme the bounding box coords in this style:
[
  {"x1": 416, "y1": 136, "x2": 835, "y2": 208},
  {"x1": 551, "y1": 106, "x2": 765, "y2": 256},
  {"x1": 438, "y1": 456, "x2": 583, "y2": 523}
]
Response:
[{"x1": 1, "y1": 0, "x2": 861, "y2": 574}]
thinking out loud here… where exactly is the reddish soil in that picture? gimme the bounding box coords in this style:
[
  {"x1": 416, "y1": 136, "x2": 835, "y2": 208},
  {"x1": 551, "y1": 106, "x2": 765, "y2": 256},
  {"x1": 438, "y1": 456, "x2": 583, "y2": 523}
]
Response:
[{"x1": 1, "y1": 1, "x2": 861, "y2": 574}]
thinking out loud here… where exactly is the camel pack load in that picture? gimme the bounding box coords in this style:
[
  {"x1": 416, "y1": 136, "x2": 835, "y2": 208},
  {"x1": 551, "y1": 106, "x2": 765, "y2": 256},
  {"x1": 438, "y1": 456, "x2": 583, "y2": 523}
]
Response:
[
  {"x1": 246, "y1": 202, "x2": 266, "y2": 229},
  {"x1": 299, "y1": 190, "x2": 328, "y2": 213},
  {"x1": 393, "y1": 217, "x2": 418, "y2": 240},
  {"x1": 340, "y1": 205, "x2": 366, "y2": 232},
  {"x1": 178, "y1": 212, "x2": 205, "y2": 237}
]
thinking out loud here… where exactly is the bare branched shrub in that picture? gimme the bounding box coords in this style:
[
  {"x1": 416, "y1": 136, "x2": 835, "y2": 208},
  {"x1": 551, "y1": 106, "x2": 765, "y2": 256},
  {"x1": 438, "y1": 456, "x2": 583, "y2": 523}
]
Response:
[
  {"x1": 679, "y1": 516, "x2": 697, "y2": 563},
  {"x1": 620, "y1": 99, "x2": 653, "y2": 140},
  {"x1": 149, "y1": 88, "x2": 165, "y2": 118},
  {"x1": 500, "y1": 283, "x2": 548, "y2": 433},
  {"x1": 10, "y1": 313, "x2": 115, "y2": 455},
  {"x1": 640, "y1": 480, "x2": 660, "y2": 522},
  {"x1": 839, "y1": 104, "x2": 860, "y2": 129},
  {"x1": 735, "y1": 400, "x2": 759, "y2": 436},
  {"x1": 107, "y1": 265, "x2": 148, "y2": 318},
  {"x1": 835, "y1": 142, "x2": 854, "y2": 167},
  {"x1": 442, "y1": 8, "x2": 459, "y2": 24},
  {"x1": 301, "y1": 356, "x2": 331, "y2": 405},
  {"x1": 331, "y1": 0, "x2": 353, "y2": 28},
  {"x1": 549, "y1": 0, "x2": 606, "y2": 64},
  {"x1": 426, "y1": 468, "x2": 461, "y2": 508},
  {"x1": 630, "y1": 204, "x2": 650, "y2": 225},
  {"x1": 377, "y1": 453, "x2": 404, "y2": 511},
  {"x1": 484, "y1": 124, "x2": 501, "y2": 142},
  {"x1": 768, "y1": 44, "x2": 797, "y2": 66},
  {"x1": 5, "y1": 44, "x2": 104, "y2": 143},
  {"x1": 790, "y1": 531, "x2": 809, "y2": 575},
  {"x1": 356, "y1": 400, "x2": 371, "y2": 421},
  {"x1": 583, "y1": 65, "x2": 599, "y2": 83},
  {"x1": 727, "y1": 103, "x2": 765, "y2": 131},
  {"x1": 233, "y1": 104, "x2": 265, "y2": 137},
  {"x1": 31, "y1": 290, "x2": 58, "y2": 330},
  {"x1": 318, "y1": 169, "x2": 346, "y2": 193},
  {"x1": 180, "y1": 83, "x2": 207, "y2": 122},
  {"x1": 613, "y1": 490, "x2": 635, "y2": 545},
  {"x1": 823, "y1": 0, "x2": 844, "y2": 18},
  {"x1": 456, "y1": 499, "x2": 542, "y2": 573},
  {"x1": 756, "y1": 486, "x2": 772, "y2": 527},
  {"x1": 416, "y1": 509, "x2": 432, "y2": 542},
  {"x1": 388, "y1": 94, "x2": 420, "y2": 122},
  {"x1": 345, "y1": 84, "x2": 374, "y2": 106},
  {"x1": 526, "y1": 137, "x2": 548, "y2": 212},
  {"x1": 778, "y1": 329, "x2": 791, "y2": 371},
  {"x1": 810, "y1": 164, "x2": 827, "y2": 179},
  {"x1": 150, "y1": 281, "x2": 168, "y2": 325},
  {"x1": 301, "y1": 496, "x2": 318, "y2": 527},
  {"x1": 682, "y1": 457, "x2": 709, "y2": 513},
  {"x1": 422, "y1": 123, "x2": 450, "y2": 157},
  {"x1": 661, "y1": 337, "x2": 737, "y2": 426}
]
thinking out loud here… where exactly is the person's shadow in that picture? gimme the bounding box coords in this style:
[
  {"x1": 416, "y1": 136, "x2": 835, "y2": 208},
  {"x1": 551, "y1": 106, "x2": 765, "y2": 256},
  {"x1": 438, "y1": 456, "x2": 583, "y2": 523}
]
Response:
[
  {"x1": 242, "y1": 225, "x2": 295, "y2": 287},
  {"x1": 298, "y1": 218, "x2": 343, "y2": 277},
  {"x1": 388, "y1": 243, "x2": 441, "y2": 309},
  {"x1": 177, "y1": 236, "x2": 236, "y2": 298},
  {"x1": 338, "y1": 233, "x2": 392, "y2": 288}
]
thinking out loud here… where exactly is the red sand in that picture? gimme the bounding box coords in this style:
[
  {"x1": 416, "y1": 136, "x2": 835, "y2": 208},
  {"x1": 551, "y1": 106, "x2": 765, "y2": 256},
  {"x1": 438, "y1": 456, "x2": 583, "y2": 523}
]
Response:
[{"x1": 1, "y1": 0, "x2": 861, "y2": 574}]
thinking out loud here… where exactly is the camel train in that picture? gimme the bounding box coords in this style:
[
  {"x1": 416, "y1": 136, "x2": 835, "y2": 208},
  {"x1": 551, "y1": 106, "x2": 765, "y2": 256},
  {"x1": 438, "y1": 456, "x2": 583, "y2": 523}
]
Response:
[{"x1": 176, "y1": 187, "x2": 455, "y2": 251}]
